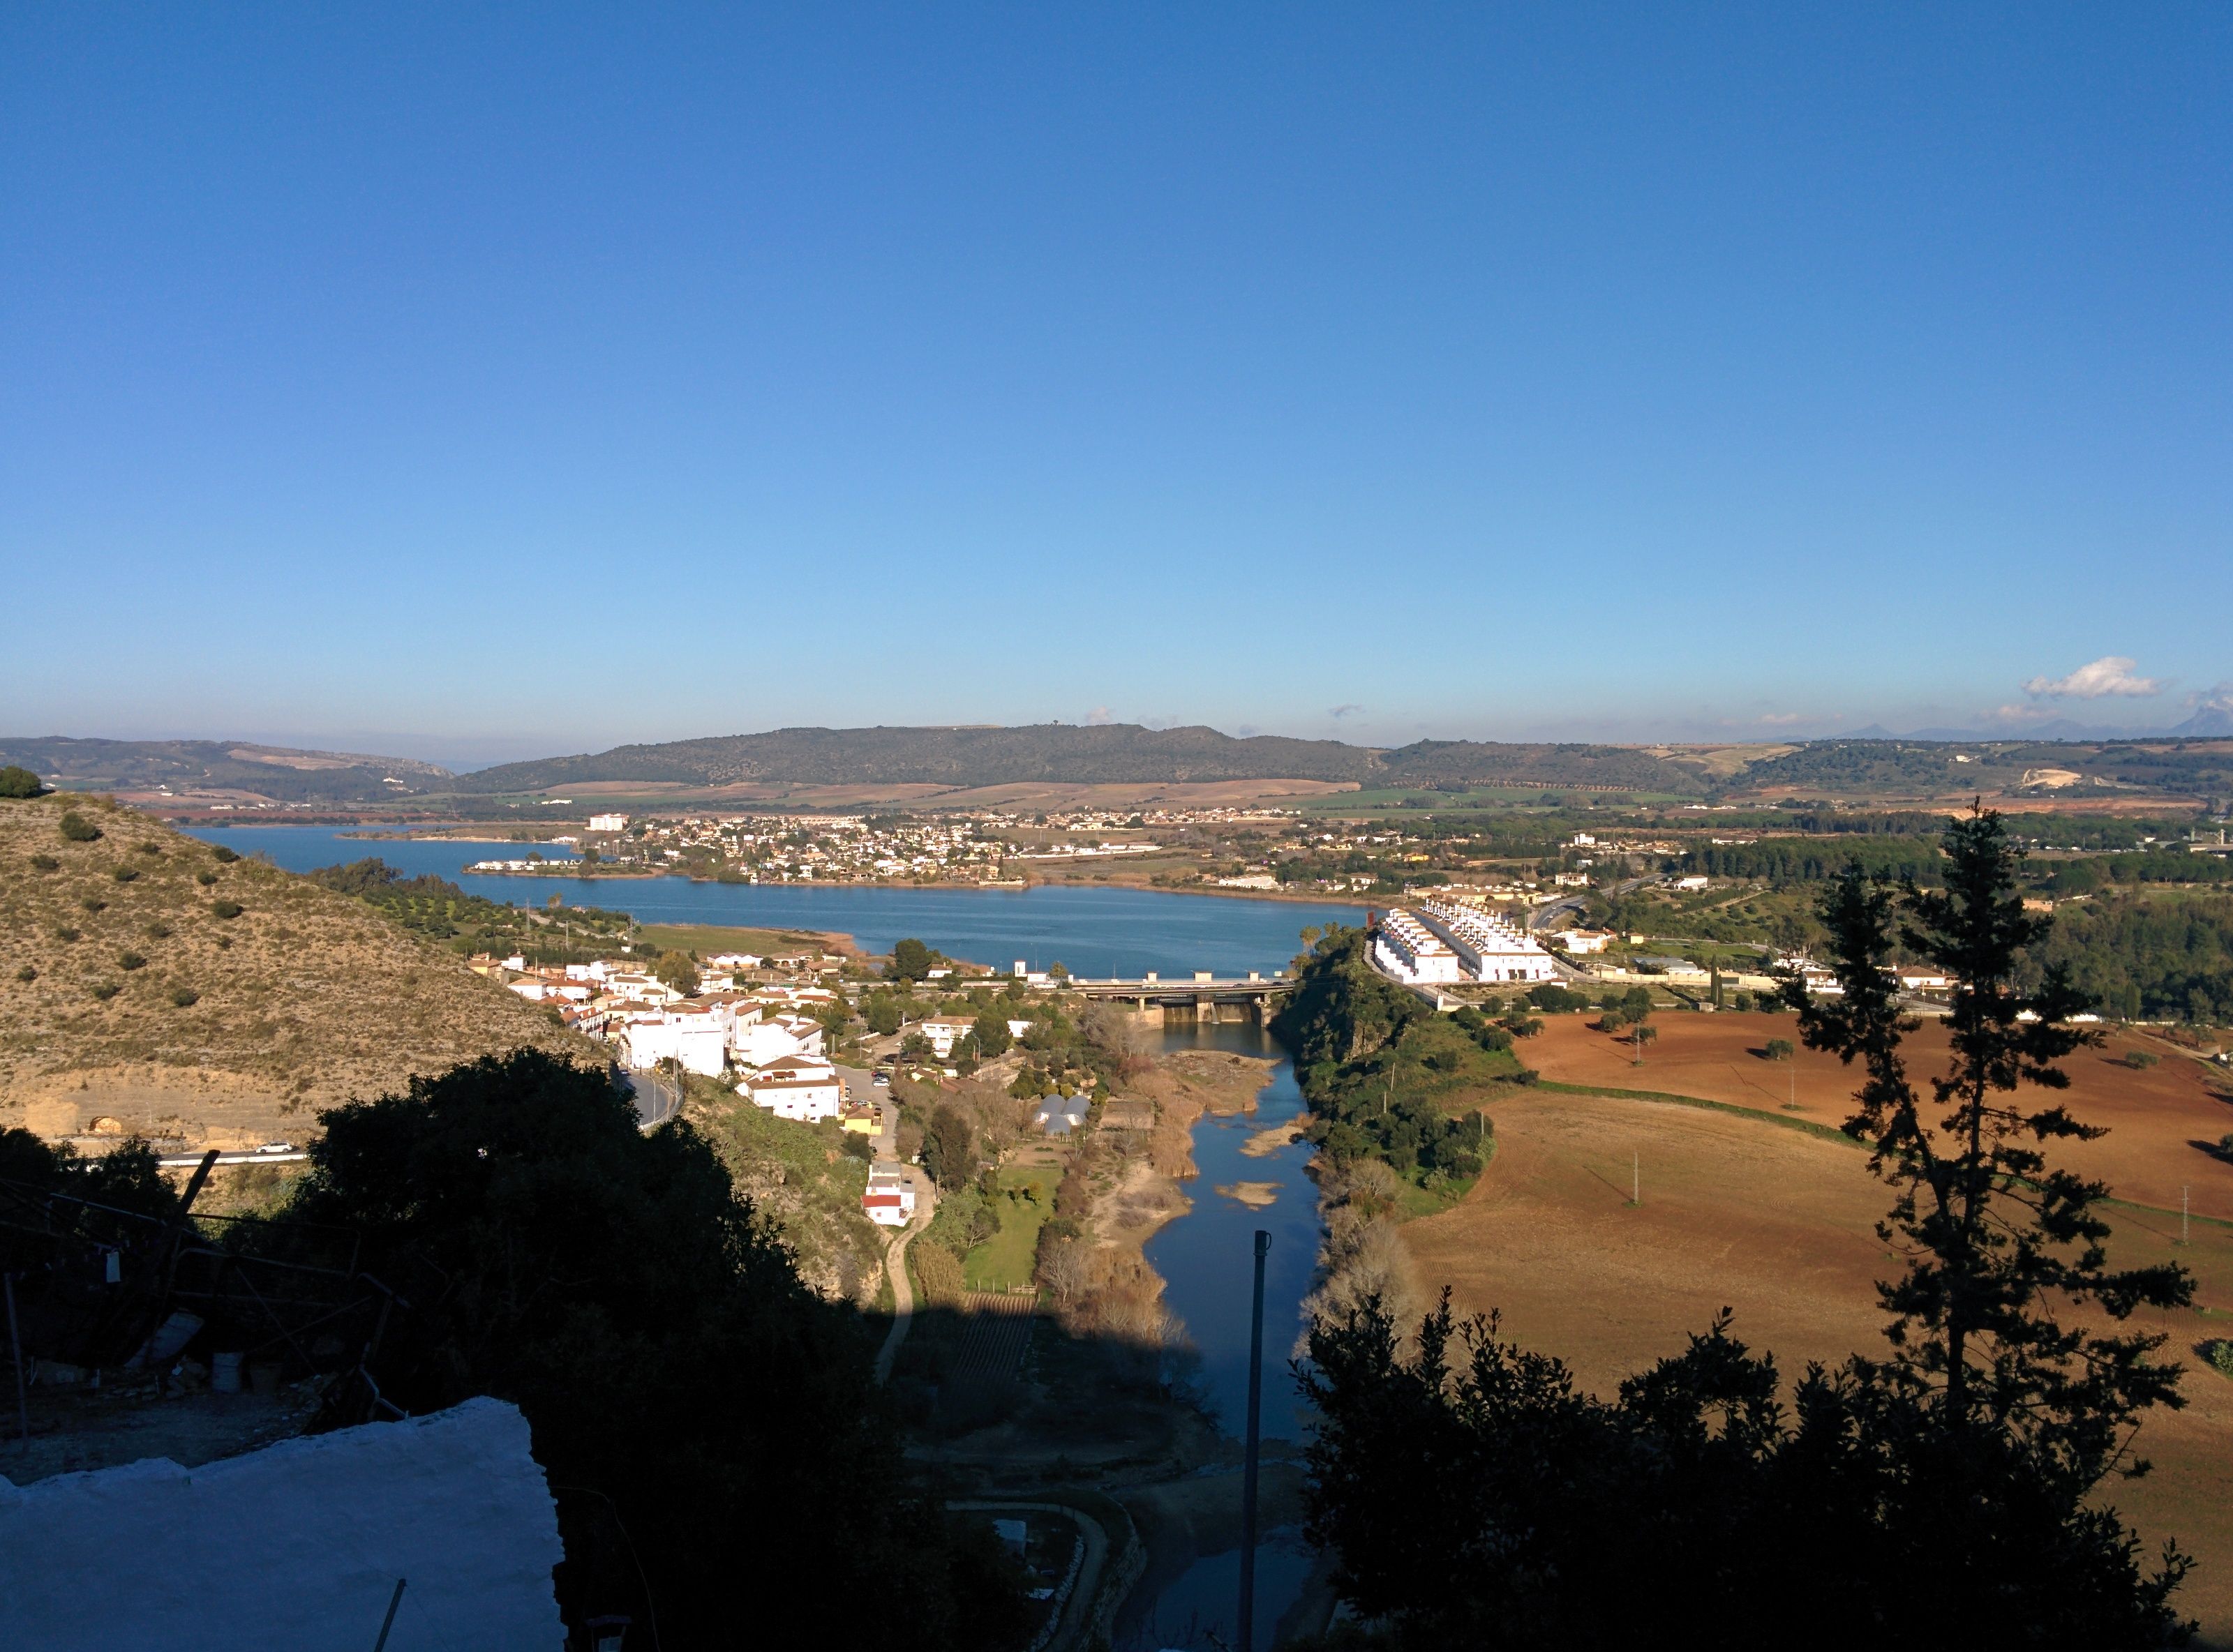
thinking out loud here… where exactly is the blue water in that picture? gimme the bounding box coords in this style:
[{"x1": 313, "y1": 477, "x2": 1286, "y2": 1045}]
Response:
[
  {"x1": 180, "y1": 825, "x2": 1364, "y2": 979},
  {"x1": 1119, "y1": 1526, "x2": 1315, "y2": 1652},
  {"x1": 1124, "y1": 1026, "x2": 1327, "y2": 1649},
  {"x1": 1144, "y1": 1023, "x2": 1322, "y2": 1440}
]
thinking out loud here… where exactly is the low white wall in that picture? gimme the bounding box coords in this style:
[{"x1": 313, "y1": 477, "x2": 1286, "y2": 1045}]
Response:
[{"x1": 0, "y1": 1396, "x2": 565, "y2": 1651}]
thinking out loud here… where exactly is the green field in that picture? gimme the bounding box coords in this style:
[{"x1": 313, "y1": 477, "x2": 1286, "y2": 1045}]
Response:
[
  {"x1": 636, "y1": 920, "x2": 851, "y2": 956},
  {"x1": 963, "y1": 1160, "x2": 1059, "y2": 1291}
]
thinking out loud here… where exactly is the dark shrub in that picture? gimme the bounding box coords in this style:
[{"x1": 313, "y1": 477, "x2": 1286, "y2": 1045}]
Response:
[
  {"x1": 29, "y1": 853, "x2": 58, "y2": 871},
  {"x1": 170, "y1": 987, "x2": 200, "y2": 1007},
  {"x1": 112, "y1": 867, "x2": 138, "y2": 884},
  {"x1": 211, "y1": 845, "x2": 239, "y2": 863},
  {"x1": 59, "y1": 812, "x2": 101, "y2": 842},
  {"x1": 15, "y1": 966, "x2": 34, "y2": 983},
  {"x1": 90, "y1": 983, "x2": 119, "y2": 1001},
  {"x1": 195, "y1": 870, "x2": 218, "y2": 886},
  {"x1": 211, "y1": 899, "x2": 244, "y2": 919},
  {"x1": 118, "y1": 952, "x2": 147, "y2": 972},
  {"x1": 0, "y1": 765, "x2": 43, "y2": 798}
]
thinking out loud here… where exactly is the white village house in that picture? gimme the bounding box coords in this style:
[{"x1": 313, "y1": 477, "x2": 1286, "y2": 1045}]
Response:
[
  {"x1": 614, "y1": 1009, "x2": 728, "y2": 1077},
  {"x1": 740, "y1": 1056, "x2": 844, "y2": 1122},
  {"x1": 918, "y1": 1015, "x2": 979, "y2": 1058},
  {"x1": 862, "y1": 1163, "x2": 917, "y2": 1228}
]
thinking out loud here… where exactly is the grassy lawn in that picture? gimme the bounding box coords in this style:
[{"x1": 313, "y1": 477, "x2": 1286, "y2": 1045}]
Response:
[
  {"x1": 963, "y1": 1160, "x2": 1059, "y2": 1291},
  {"x1": 636, "y1": 920, "x2": 848, "y2": 956}
]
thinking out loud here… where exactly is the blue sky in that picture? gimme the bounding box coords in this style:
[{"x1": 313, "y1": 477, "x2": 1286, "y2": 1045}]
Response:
[{"x1": 3, "y1": 6, "x2": 2227, "y2": 767}]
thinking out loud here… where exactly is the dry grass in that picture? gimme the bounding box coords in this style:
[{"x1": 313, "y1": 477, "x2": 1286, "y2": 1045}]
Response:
[
  {"x1": 1401, "y1": 1079, "x2": 2233, "y2": 1642},
  {"x1": 1, "y1": 794, "x2": 592, "y2": 1148}
]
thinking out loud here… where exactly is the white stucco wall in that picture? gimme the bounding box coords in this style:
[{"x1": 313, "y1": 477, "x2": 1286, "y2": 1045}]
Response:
[{"x1": 0, "y1": 1396, "x2": 565, "y2": 1651}]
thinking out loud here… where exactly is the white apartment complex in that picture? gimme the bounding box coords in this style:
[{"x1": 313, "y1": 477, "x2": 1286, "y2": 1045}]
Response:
[
  {"x1": 1416, "y1": 899, "x2": 1560, "y2": 984},
  {"x1": 1372, "y1": 909, "x2": 1463, "y2": 984},
  {"x1": 1375, "y1": 901, "x2": 1561, "y2": 986}
]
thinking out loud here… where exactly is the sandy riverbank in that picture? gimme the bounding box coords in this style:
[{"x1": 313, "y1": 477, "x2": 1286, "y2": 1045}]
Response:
[{"x1": 1084, "y1": 1049, "x2": 1280, "y2": 1284}]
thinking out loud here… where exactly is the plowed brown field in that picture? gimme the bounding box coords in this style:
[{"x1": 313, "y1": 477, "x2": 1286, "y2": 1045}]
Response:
[
  {"x1": 1525, "y1": 1012, "x2": 2233, "y2": 1219},
  {"x1": 1404, "y1": 1014, "x2": 2233, "y2": 1642}
]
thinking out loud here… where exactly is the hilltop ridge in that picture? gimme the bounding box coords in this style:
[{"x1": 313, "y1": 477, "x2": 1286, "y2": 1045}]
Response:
[
  {"x1": 0, "y1": 793, "x2": 592, "y2": 1150},
  {"x1": 7, "y1": 725, "x2": 2230, "y2": 809}
]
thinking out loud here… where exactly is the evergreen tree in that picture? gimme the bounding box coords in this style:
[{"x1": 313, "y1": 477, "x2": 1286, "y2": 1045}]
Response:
[{"x1": 1786, "y1": 806, "x2": 2192, "y2": 1470}]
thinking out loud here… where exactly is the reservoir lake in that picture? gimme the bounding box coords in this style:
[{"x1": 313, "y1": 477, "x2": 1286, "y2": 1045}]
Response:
[{"x1": 181, "y1": 825, "x2": 1364, "y2": 981}]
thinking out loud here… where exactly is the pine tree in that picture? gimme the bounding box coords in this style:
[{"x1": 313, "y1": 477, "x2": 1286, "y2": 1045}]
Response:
[{"x1": 1788, "y1": 805, "x2": 2193, "y2": 1485}]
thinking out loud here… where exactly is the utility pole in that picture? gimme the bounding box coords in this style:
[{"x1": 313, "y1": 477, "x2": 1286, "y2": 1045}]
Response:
[
  {"x1": 1632, "y1": 1152, "x2": 1639, "y2": 1206},
  {"x1": 5, "y1": 1273, "x2": 27, "y2": 1443},
  {"x1": 1239, "y1": 1229, "x2": 1271, "y2": 1652}
]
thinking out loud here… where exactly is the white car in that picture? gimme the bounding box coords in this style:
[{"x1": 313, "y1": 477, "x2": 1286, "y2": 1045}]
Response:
[
  {"x1": 254, "y1": 1141, "x2": 295, "y2": 1155},
  {"x1": 872, "y1": 1072, "x2": 890, "y2": 1087}
]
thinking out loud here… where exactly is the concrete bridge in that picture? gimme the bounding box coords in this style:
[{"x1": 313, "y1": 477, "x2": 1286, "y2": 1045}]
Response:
[{"x1": 1061, "y1": 971, "x2": 1290, "y2": 1023}]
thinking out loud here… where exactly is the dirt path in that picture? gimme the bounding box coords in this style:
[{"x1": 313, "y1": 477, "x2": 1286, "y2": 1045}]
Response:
[{"x1": 874, "y1": 1173, "x2": 936, "y2": 1378}]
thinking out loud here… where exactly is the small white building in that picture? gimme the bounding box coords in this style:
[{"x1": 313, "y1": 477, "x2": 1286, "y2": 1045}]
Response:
[
  {"x1": 863, "y1": 1162, "x2": 917, "y2": 1227},
  {"x1": 588, "y1": 813, "x2": 629, "y2": 833},
  {"x1": 1557, "y1": 929, "x2": 1613, "y2": 955},
  {"x1": 1673, "y1": 875, "x2": 1710, "y2": 892},
  {"x1": 919, "y1": 1015, "x2": 979, "y2": 1058},
  {"x1": 615, "y1": 1009, "x2": 729, "y2": 1077},
  {"x1": 741, "y1": 1056, "x2": 844, "y2": 1122},
  {"x1": 730, "y1": 1012, "x2": 826, "y2": 1068}
]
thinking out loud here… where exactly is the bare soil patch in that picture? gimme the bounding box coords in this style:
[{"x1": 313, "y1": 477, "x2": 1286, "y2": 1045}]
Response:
[
  {"x1": 1401, "y1": 1086, "x2": 2233, "y2": 1642},
  {"x1": 1527, "y1": 1012, "x2": 2233, "y2": 1221},
  {"x1": 1213, "y1": 1180, "x2": 1281, "y2": 1208}
]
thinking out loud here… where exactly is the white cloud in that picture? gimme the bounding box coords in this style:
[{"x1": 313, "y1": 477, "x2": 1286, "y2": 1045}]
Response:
[
  {"x1": 2188, "y1": 682, "x2": 2233, "y2": 712},
  {"x1": 1084, "y1": 706, "x2": 1114, "y2": 726},
  {"x1": 2022, "y1": 656, "x2": 2161, "y2": 699}
]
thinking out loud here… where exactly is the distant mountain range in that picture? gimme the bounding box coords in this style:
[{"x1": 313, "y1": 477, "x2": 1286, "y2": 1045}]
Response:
[
  {"x1": 442, "y1": 724, "x2": 1706, "y2": 795},
  {"x1": 6, "y1": 720, "x2": 2228, "y2": 806},
  {"x1": 0, "y1": 737, "x2": 453, "y2": 803},
  {"x1": 1849, "y1": 706, "x2": 2233, "y2": 742}
]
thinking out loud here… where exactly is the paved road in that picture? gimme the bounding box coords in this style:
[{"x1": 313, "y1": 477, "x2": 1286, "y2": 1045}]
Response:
[
  {"x1": 948, "y1": 1499, "x2": 1112, "y2": 1652},
  {"x1": 1528, "y1": 893, "x2": 1588, "y2": 931}
]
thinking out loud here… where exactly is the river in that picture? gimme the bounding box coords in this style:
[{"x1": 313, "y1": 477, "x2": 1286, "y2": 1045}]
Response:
[
  {"x1": 184, "y1": 823, "x2": 1338, "y2": 1646},
  {"x1": 1124, "y1": 1021, "x2": 1325, "y2": 1650}
]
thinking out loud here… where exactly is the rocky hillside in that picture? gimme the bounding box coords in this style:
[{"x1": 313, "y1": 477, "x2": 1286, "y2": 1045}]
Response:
[{"x1": 0, "y1": 793, "x2": 591, "y2": 1150}]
